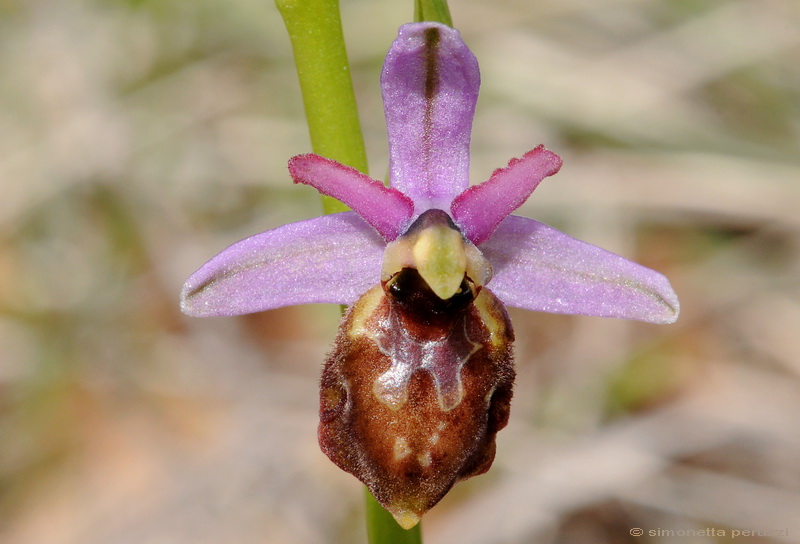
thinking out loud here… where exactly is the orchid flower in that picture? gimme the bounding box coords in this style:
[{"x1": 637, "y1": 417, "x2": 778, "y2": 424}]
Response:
[{"x1": 181, "y1": 22, "x2": 679, "y2": 528}]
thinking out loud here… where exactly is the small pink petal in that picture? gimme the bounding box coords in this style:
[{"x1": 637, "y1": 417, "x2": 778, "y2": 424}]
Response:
[
  {"x1": 181, "y1": 213, "x2": 385, "y2": 317},
  {"x1": 482, "y1": 216, "x2": 679, "y2": 324},
  {"x1": 289, "y1": 154, "x2": 414, "y2": 241},
  {"x1": 451, "y1": 146, "x2": 562, "y2": 245}
]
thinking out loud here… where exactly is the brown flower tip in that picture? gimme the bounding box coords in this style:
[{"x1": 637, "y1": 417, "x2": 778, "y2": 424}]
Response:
[{"x1": 318, "y1": 266, "x2": 514, "y2": 527}]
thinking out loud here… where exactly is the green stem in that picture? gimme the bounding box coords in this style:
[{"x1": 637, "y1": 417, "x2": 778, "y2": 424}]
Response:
[
  {"x1": 414, "y1": 0, "x2": 453, "y2": 26},
  {"x1": 275, "y1": 0, "x2": 368, "y2": 213},
  {"x1": 365, "y1": 488, "x2": 423, "y2": 544}
]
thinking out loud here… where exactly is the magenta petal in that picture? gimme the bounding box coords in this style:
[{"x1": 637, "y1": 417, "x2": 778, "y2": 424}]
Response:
[
  {"x1": 289, "y1": 154, "x2": 414, "y2": 241},
  {"x1": 181, "y1": 213, "x2": 384, "y2": 317},
  {"x1": 451, "y1": 146, "x2": 563, "y2": 245},
  {"x1": 482, "y1": 216, "x2": 680, "y2": 323},
  {"x1": 382, "y1": 22, "x2": 479, "y2": 210}
]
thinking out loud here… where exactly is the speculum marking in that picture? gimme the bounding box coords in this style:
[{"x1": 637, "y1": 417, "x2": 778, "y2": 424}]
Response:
[{"x1": 370, "y1": 316, "x2": 480, "y2": 412}]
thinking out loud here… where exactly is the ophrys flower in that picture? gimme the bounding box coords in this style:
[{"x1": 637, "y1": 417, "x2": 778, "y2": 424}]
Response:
[{"x1": 181, "y1": 22, "x2": 679, "y2": 528}]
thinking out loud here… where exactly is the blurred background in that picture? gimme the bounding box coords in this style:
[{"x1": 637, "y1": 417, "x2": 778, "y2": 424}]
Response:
[{"x1": 1, "y1": 0, "x2": 799, "y2": 542}]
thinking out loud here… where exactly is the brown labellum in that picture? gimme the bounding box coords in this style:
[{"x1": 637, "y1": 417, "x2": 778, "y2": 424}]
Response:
[{"x1": 318, "y1": 264, "x2": 514, "y2": 528}]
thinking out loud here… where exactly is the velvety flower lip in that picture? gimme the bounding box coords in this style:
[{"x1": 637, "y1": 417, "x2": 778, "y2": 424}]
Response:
[{"x1": 180, "y1": 21, "x2": 679, "y2": 323}]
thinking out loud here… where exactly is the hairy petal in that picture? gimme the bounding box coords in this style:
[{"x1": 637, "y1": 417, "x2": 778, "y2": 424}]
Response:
[
  {"x1": 382, "y1": 22, "x2": 479, "y2": 210},
  {"x1": 289, "y1": 154, "x2": 414, "y2": 241},
  {"x1": 181, "y1": 213, "x2": 385, "y2": 316},
  {"x1": 482, "y1": 216, "x2": 680, "y2": 323},
  {"x1": 451, "y1": 146, "x2": 563, "y2": 245}
]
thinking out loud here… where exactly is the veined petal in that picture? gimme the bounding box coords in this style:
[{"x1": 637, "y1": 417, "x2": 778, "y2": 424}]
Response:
[
  {"x1": 382, "y1": 22, "x2": 479, "y2": 210},
  {"x1": 481, "y1": 216, "x2": 679, "y2": 324},
  {"x1": 289, "y1": 154, "x2": 414, "y2": 241},
  {"x1": 181, "y1": 212, "x2": 384, "y2": 317},
  {"x1": 451, "y1": 146, "x2": 563, "y2": 245}
]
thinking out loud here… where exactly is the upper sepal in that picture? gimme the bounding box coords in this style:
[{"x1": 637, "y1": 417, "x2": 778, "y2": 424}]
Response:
[{"x1": 382, "y1": 22, "x2": 479, "y2": 210}]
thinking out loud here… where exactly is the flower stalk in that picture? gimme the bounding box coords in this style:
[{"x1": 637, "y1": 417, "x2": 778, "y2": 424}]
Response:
[
  {"x1": 415, "y1": 0, "x2": 453, "y2": 27},
  {"x1": 274, "y1": 0, "x2": 367, "y2": 213},
  {"x1": 366, "y1": 488, "x2": 423, "y2": 544}
]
